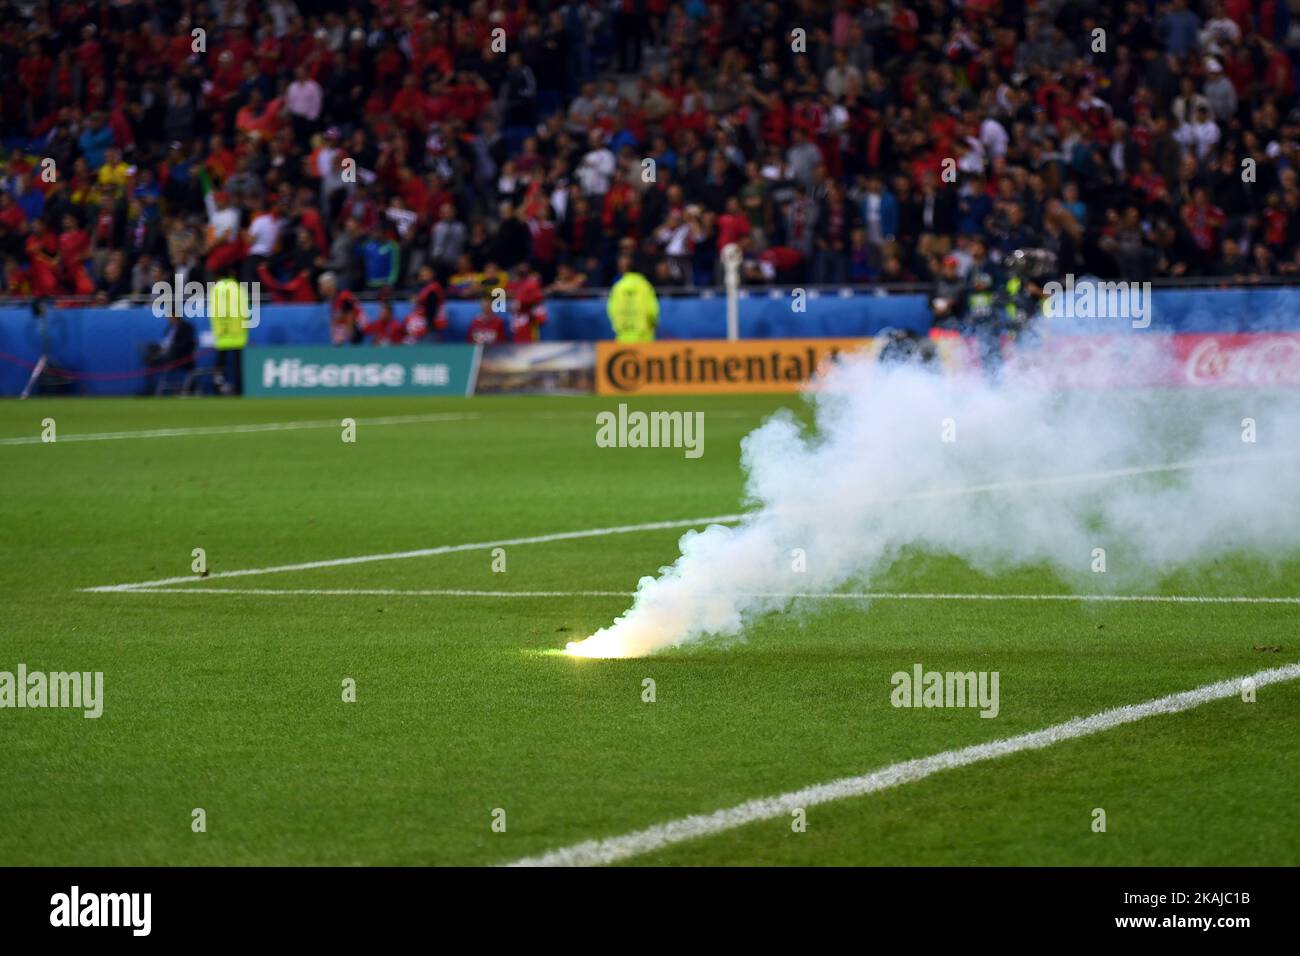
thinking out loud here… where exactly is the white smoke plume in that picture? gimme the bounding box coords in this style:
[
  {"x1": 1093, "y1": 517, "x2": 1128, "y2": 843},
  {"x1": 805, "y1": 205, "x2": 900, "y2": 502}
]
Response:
[{"x1": 568, "y1": 339, "x2": 1300, "y2": 658}]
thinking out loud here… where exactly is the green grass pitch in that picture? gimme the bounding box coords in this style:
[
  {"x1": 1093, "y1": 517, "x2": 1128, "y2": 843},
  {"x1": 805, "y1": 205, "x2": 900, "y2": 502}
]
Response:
[{"x1": 1, "y1": 393, "x2": 1297, "y2": 866}]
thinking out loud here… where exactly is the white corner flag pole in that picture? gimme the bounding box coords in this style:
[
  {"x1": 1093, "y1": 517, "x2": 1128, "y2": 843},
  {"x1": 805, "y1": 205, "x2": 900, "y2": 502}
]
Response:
[{"x1": 721, "y1": 243, "x2": 742, "y2": 342}]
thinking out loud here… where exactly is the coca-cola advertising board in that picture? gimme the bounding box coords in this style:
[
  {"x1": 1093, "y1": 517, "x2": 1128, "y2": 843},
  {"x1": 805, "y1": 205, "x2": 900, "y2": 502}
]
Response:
[{"x1": 949, "y1": 334, "x2": 1300, "y2": 387}]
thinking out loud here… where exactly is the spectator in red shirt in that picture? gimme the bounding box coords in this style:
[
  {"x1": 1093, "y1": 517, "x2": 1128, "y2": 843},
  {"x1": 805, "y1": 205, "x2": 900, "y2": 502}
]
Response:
[
  {"x1": 391, "y1": 74, "x2": 429, "y2": 135},
  {"x1": 322, "y1": 274, "x2": 364, "y2": 346},
  {"x1": 507, "y1": 263, "x2": 547, "y2": 343},
  {"x1": 467, "y1": 291, "x2": 508, "y2": 344},
  {"x1": 18, "y1": 42, "x2": 53, "y2": 108},
  {"x1": 74, "y1": 24, "x2": 104, "y2": 79},
  {"x1": 0, "y1": 192, "x2": 25, "y2": 235},
  {"x1": 57, "y1": 214, "x2": 94, "y2": 295},
  {"x1": 1181, "y1": 187, "x2": 1226, "y2": 272},
  {"x1": 527, "y1": 206, "x2": 559, "y2": 281},
  {"x1": 235, "y1": 90, "x2": 284, "y2": 139},
  {"x1": 3, "y1": 259, "x2": 33, "y2": 296},
  {"x1": 716, "y1": 197, "x2": 752, "y2": 251},
  {"x1": 410, "y1": 266, "x2": 450, "y2": 341},
  {"x1": 24, "y1": 221, "x2": 61, "y2": 297},
  {"x1": 164, "y1": 21, "x2": 194, "y2": 71},
  {"x1": 361, "y1": 292, "x2": 405, "y2": 345}
]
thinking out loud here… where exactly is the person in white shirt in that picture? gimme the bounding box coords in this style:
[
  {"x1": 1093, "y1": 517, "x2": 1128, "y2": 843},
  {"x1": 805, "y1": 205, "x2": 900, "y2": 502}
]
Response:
[
  {"x1": 862, "y1": 181, "x2": 884, "y2": 245},
  {"x1": 244, "y1": 195, "x2": 281, "y2": 283},
  {"x1": 315, "y1": 127, "x2": 351, "y2": 221},
  {"x1": 1199, "y1": 4, "x2": 1242, "y2": 56},
  {"x1": 285, "y1": 66, "x2": 323, "y2": 141},
  {"x1": 576, "y1": 129, "x2": 616, "y2": 197},
  {"x1": 384, "y1": 199, "x2": 417, "y2": 243},
  {"x1": 824, "y1": 50, "x2": 862, "y2": 100},
  {"x1": 266, "y1": 0, "x2": 298, "y2": 38},
  {"x1": 1174, "y1": 105, "x2": 1221, "y2": 162},
  {"x1": 246, "y1": 206, "x2": 280, "y2": 257},
  {"x1": 1172, "y1": 75, "x2": 1211, "y2": 127},
  {"x1": 203, "y1": 189, "x2": 244, "y2": 278},
  {"x1": 957, "y1": 135, "x2": 986, "y2": 176},
  {"x1": 205, "y1": 190, "x2": 240, "y2": 246},
  {"x1": 980, "y1": 116, "x2": 1009, "y2": 160},
  {"x1": 654, "y1": 207, "x2": 706, "y2": 285}
]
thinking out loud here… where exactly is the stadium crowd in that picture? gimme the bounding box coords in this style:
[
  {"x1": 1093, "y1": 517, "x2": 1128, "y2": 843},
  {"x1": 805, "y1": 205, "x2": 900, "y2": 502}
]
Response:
[{"x1": 2, "y1": 0, "x2": 1300, "y2": 330}]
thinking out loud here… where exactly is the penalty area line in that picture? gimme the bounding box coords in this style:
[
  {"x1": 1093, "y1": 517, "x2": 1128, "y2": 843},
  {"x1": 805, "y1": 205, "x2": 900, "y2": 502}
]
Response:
[
  {"x1": 84, "y1": 587, "x2": 1300, "y2": 605},
  {"x1": 503, "y1": 661, "x2": 1300, "y2": 867}
]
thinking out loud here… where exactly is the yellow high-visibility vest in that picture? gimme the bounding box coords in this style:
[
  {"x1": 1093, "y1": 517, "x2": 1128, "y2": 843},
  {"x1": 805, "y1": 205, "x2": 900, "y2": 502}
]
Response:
[
  {"x1": 607, "y1": 271, "x2": 659, "y2": 343},
  {"x1": 208, "y1": 278, "x2": 250, "y2": 350}
]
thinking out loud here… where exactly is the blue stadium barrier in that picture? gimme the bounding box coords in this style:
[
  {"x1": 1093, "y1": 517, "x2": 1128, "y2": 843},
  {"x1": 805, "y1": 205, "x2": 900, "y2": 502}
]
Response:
[{"x1": 3, "y1": 287, "x2": 1300, "y2": 396}]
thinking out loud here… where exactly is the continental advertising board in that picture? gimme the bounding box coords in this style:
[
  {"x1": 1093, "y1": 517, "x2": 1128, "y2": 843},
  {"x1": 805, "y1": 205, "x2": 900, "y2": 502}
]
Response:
[{"x1": 595, "y1": 338, "x2": 876, "y2": 395}]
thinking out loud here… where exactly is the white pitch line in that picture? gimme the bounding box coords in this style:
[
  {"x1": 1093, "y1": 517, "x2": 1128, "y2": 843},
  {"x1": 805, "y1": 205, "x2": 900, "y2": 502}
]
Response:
[
  {"x1": 86, "y1": 587, "x2": 1300, "y2": 605},
  {"x1": 0, "y1": 409, "x2": 758, "y2": 447},
  {"x1": 100, "y1": 587, "x2": 635, "y2": 597},
  {"x1": 505, "y1": 662, "x2": 1300, "y2": 867},
  {"x1": 869, "y1": 447, "x2": 1300, "y2": 503},
  {"x1": 0, "y1": 412, "x2": 481, "y2": 446},
  {"x1": 82, "y1": 448, "x2": 1299, "y2": 593},
  {"x1": 80, "y1": 516, "x2": 746, "y2": 592},
  {"x1": 802, "y1": 591, "x2": 1300, "y2": 605}
]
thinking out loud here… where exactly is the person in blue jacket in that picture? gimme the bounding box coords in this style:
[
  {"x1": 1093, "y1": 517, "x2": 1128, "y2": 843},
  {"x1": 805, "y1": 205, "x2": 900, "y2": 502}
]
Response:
[{"x1": 77, "y1": 113, "x2": 115, "y2": 170}]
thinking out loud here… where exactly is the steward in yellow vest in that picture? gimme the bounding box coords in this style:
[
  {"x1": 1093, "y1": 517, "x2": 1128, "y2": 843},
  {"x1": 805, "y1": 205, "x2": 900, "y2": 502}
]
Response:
[
  {"x1": 208, "y1": 272, "x2": 249, "y2": 395},
  {"x1": 606, "y1": 256, "x2": 659, "y2": 342}
]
